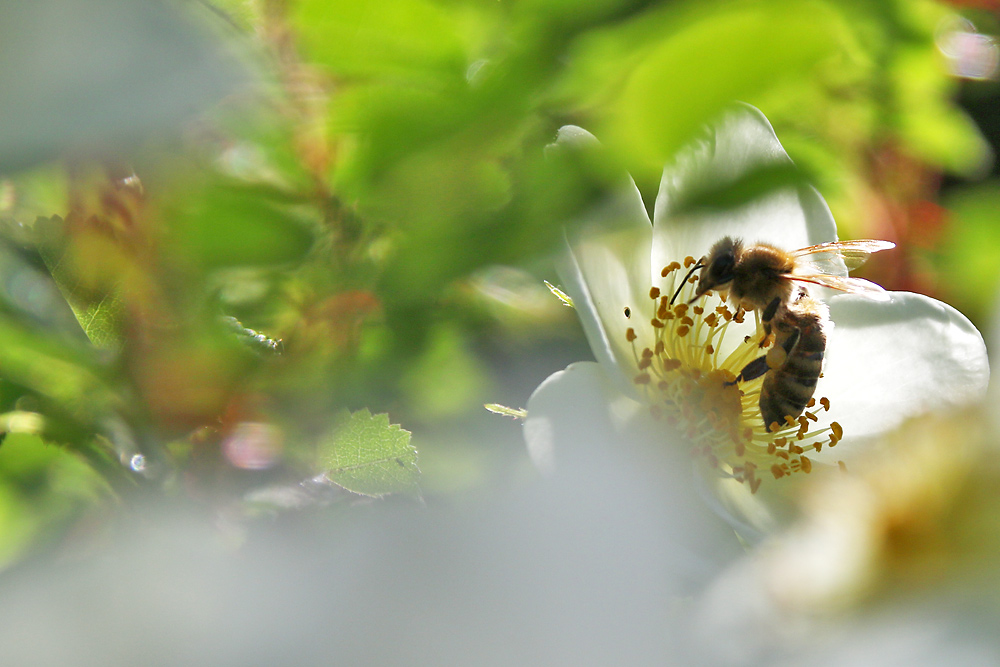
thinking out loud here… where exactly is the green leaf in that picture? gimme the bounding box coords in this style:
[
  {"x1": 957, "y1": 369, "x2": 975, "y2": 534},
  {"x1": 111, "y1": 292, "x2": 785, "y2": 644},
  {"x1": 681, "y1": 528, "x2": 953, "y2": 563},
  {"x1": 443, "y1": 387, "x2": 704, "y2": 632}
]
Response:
[
  {"x1": 34, "y1": 216, "x2": 124, "y2": 350},
  {"x1": 294, "y1": 0, "x2": 466, "y2": 81},
  {"x1": 319, "y1": 409, "x2": 420, "y2": 497},
  {"x1": 168, "y1": 181, "x2": 316, "y2": 270},
  {"x1": 893, "y1": 47, "x2": 989, "y2": 175},
  {"x1": 600, "y1": 0, "x2": 858, "y2": 170}
]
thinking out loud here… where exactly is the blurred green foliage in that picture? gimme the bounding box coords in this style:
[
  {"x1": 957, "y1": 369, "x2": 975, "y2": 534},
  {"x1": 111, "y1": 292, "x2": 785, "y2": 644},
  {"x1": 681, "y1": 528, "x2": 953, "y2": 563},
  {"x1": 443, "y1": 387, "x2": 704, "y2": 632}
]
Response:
[{"x1": 0, "y1": 0, "x2": 992, "y2": 564}]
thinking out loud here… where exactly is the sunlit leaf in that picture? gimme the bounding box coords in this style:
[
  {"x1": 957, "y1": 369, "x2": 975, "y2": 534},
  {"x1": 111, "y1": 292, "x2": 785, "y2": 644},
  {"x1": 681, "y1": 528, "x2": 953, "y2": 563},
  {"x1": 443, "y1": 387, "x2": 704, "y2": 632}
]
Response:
[
  {"x1": 319, "y1": 409, "x2": 420, "y2": 497},
  {"x1": 601, "y1": 0, "x2": 857, "y2": 170},
  {"x1": 294, "y1": 0, "x2": 466, "y2": 80},
  {"x1": 894, "y1": 48, "x2": 989, "y2": 175}
]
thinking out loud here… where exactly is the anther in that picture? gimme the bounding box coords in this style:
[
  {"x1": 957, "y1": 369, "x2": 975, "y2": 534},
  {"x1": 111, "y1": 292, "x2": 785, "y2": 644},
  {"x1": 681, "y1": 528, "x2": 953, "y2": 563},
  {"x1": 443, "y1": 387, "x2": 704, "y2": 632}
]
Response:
[
  {"x1": 625, "y1": 328, "x2": 637, "y2": 342},
  {"x1": 649, "y1": 287, "x2": 661, "y2": 299}
]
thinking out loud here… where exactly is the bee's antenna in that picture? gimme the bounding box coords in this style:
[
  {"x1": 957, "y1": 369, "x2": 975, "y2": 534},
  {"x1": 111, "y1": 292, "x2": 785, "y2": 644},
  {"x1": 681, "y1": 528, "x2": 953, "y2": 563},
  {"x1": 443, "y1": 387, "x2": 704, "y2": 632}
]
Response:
[{"x1": 670, "y1": 261, "x2": 704, "y2": 305}]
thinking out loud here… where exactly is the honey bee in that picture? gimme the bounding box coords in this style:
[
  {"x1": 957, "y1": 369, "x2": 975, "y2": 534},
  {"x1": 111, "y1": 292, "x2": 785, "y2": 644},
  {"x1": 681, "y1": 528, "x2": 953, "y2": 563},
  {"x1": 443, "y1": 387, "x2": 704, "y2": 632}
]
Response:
[{"x1": 690, "y1": 237, "x2": 894, "y2": 431}]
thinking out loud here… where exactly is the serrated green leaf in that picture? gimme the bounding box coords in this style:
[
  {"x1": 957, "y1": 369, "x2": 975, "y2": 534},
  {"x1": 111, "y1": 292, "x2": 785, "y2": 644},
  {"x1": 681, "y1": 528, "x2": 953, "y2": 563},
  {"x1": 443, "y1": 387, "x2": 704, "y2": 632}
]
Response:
[{"x1": 319, "y1": 409, "x2": 420, "y2": 497}]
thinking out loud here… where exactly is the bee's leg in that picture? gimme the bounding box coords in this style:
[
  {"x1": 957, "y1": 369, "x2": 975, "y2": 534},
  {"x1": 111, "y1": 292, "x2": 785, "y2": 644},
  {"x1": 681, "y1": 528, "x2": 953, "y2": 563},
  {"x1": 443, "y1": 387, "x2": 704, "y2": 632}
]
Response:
[
  {"x1": 758, "y1": 296, "x2": 781, "y2": 347},
  {"x1": 732, "y1": 326, "x2": 803, "y2": 387},
  {"x1": 729, "y1": 355, "x2": 769, "y2": 385}
]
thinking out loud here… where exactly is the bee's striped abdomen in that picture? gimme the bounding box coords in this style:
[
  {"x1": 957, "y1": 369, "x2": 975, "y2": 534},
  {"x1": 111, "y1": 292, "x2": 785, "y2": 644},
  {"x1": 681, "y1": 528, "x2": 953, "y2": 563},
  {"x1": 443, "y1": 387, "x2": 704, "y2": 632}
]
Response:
[{"x1": 760, "y1": 307, "x2": 827, "y2": 432}]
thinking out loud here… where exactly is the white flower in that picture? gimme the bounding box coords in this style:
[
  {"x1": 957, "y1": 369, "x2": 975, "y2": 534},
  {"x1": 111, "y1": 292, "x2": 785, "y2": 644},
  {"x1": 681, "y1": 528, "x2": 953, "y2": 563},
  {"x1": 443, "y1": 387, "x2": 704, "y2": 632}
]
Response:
[{"x1": 525, "y1": 105, "x2": 989, "y2": 533}]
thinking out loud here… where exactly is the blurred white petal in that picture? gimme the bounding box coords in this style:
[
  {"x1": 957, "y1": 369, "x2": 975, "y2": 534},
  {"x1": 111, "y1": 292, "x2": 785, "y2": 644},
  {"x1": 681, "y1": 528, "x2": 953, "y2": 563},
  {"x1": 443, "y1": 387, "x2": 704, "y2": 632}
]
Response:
[
  {"x1": 818, "y1": 291, "x2": 989, "y2": 453},
  {"x1": 652, "y1": 104, "x2": 838, "y2": 266}
]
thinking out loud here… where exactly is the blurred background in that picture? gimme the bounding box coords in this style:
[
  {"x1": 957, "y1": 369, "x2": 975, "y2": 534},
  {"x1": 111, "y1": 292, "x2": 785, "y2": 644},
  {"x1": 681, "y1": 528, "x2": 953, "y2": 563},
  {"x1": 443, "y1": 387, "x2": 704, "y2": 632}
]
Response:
[{"x1": 0, "y1": 0, "x2": 997, "y2": 661}]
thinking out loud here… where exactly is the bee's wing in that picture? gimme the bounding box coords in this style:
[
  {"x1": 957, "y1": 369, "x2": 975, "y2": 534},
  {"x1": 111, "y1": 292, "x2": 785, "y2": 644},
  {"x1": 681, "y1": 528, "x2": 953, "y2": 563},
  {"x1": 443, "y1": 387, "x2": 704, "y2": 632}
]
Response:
[
  {"x1": 792, "y1": 240, "x2": 895, "y2": 273},
  {"x1": 790, "y1": 274, "x2": 891, "y2": 301}
]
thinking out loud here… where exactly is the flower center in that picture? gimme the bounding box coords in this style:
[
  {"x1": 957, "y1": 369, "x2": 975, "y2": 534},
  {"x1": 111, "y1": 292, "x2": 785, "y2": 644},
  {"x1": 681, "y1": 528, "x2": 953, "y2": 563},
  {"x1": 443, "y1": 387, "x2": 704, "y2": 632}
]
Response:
[{"x1": 624, "y1": 257, "x2": 843, "y2": 493}]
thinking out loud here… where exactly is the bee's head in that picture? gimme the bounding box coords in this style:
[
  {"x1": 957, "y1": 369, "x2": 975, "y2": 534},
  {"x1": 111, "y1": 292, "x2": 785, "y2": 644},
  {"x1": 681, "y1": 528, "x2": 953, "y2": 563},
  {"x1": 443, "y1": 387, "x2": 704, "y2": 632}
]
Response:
[{"x1": 692, "y1": 236, "x2": 741, "y2": 301}]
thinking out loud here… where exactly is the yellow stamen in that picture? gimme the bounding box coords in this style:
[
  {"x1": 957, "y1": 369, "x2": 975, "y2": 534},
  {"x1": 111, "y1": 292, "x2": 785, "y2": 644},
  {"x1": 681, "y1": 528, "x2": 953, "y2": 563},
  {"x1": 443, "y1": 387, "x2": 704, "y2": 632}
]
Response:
[{"x1": 622, "y1": 258, "x2": 846, "y2": 493}]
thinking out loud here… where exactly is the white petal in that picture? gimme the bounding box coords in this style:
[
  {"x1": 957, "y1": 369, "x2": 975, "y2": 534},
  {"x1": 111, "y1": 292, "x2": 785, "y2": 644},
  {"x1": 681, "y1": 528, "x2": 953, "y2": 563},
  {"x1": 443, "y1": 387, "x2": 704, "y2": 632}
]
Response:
[
  {"x1": 818, "y1": 292, "x2": 989, "y2": 445},
  {"x1": 547, "y1": 125, "x2": 602, "y2": 152},
  {"x1": 525, "y1": 362, "x2": 772, "y2": 537},
  {"x1": 651, "y1": 104, "x2": 838, "y2": 268},
  {"x1": 550, "y1": 126, "x2": 655, "y2": 398},
  {"x1": 524, "y1": 362, "x2": 639, "y2": 472},
  {"x1": 524, "y1": 361, "x2": 746, "y2": 578}
]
